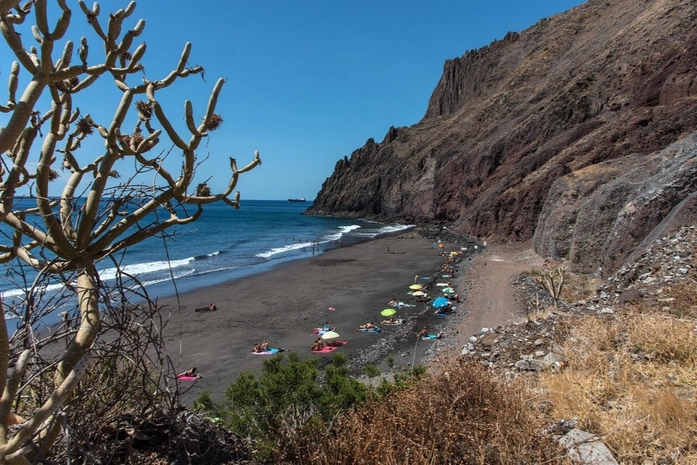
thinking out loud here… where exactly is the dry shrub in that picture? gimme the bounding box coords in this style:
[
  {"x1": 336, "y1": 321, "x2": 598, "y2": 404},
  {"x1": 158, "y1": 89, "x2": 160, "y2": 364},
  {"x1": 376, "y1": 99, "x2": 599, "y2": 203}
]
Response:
[
  {"x1": 663, "y1": 281, "x2": 697, "y2": 319},
  {"x1": 559, "y1": 271, "x2": 600, "y2": 303},
  {"x1": 297, "y1": 358, "x2": 566, "y2": 465},
  {"x1": 538, "y1": 311, "x2": 697, "y2": 462},
  {"x1": 627, "y1": 313, "x2": 697, "y2": 363}
]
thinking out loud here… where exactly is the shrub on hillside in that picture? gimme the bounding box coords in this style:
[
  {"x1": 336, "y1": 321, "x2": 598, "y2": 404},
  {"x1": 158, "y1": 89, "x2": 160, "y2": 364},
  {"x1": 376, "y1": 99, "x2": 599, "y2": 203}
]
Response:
[
  {"x1": 199, "y1": 352, "x2": 370, "y2": 461},
  {"x1": 293, "y1": 358, "x2": 565, "y2": 464}
]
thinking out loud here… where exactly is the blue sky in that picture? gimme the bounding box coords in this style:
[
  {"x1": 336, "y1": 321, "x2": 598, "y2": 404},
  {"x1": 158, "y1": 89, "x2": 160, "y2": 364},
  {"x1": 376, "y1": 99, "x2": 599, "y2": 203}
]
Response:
[{"x1": 3, "y1": 0, "x2": 585, "y2": 201}]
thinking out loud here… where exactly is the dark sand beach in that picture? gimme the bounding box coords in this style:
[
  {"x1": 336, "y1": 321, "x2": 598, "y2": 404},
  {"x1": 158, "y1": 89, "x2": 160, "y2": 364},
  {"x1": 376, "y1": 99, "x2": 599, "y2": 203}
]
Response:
[{"x1": 160, "y1": 233, "x2": 471, "y2": 405}]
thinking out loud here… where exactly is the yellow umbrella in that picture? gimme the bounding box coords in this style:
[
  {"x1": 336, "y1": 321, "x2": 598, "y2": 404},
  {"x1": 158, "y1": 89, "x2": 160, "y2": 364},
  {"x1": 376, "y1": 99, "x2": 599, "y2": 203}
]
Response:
[
  {"x1": 321, "y1": 331, "x2": 340, "y2": 340},
  {"x1": 409, "y1": 284, "x2": 423, "y2": 290}
]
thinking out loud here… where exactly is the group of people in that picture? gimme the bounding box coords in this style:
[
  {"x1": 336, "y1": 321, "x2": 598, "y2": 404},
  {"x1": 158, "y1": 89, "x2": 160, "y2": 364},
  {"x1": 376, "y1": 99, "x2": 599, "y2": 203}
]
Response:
[
  {"x1": 310, "y1": 337, "x2": 341, "y2": 350},
  {"x1": 252, "y1": 340, "x2": 270, "y2": 353}
]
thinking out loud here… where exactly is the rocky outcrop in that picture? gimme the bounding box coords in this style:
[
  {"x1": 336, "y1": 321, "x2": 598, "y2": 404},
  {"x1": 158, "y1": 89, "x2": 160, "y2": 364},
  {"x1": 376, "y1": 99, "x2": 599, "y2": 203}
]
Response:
[
  {"x1": 534, "y1": 133, "x2": 697, "y2": 277},
  {"x1": 307, "y1": 0, "x2": 697, "y2": 276}
]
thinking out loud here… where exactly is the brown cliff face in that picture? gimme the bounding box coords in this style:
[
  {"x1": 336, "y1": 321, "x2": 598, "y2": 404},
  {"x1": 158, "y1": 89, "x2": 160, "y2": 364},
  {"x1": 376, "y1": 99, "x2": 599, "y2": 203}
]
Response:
[{"x1": 307, "y1": 0, "x2": 697, "y2": 275}]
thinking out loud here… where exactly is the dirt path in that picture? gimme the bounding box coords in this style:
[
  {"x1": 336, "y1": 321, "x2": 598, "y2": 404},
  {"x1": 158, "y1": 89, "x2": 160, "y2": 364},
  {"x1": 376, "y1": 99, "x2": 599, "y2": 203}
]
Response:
[{"x1": 452, "y1": 242, "x2": 545, "y2": 344}]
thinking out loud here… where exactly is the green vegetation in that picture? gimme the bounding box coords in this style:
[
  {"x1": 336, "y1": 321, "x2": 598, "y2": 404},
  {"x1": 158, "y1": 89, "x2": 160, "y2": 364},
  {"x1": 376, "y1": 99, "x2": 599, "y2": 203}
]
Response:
[
  {"x1": 196, "y1": 352, "x2": 432, "y2": 462},
  {"x1": 198, "y1": 353, "x2": 368, "y2": 459}
]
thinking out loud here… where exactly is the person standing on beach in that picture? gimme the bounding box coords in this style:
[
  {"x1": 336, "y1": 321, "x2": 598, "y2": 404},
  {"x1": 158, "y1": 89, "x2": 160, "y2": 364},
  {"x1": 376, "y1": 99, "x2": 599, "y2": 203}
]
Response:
[{"x1": 414, "y1": 274, "x2": 419, "y2": 283}]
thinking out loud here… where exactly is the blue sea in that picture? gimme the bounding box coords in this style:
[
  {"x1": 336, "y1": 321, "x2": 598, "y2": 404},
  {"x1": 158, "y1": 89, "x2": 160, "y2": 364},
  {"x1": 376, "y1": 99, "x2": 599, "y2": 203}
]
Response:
[{"x1": 1, "y1": 200, "x2": 410, "y2": 318}]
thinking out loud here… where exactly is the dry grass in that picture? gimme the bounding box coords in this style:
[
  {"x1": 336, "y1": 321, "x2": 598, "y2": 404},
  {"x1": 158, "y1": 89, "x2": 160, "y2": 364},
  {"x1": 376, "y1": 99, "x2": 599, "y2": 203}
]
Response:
[
  {"x1": 289, "y1": 359, "x2": 567, "y2": 465},
  {"x1": 538, "y1": 306, "x2": 697, "y2": 462},
  {"x1": 559, "y1": 271, "x2": 601, "y2": 302}
]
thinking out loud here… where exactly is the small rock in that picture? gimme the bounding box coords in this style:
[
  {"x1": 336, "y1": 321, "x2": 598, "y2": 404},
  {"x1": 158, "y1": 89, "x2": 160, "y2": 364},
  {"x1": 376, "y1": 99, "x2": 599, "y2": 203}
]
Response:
[
  {"x1": 559, "y1": 428, "x2": 618, "y2": 464},
  {"x1": 514, "y1": 359, "x2": 548, "y2": 372}
]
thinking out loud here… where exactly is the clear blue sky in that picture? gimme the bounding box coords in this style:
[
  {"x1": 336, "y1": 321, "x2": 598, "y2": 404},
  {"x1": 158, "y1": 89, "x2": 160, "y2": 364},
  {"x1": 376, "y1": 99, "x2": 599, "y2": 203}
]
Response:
[{"x1": 3, "y1": 1, "x2": 585, "y2": 201}]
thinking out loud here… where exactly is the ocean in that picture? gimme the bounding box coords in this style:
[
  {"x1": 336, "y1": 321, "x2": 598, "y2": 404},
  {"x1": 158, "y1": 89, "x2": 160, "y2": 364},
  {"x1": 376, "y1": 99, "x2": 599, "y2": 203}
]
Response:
[{"x1": 1, "y1": 200, "x2": 410, "y2": 320}]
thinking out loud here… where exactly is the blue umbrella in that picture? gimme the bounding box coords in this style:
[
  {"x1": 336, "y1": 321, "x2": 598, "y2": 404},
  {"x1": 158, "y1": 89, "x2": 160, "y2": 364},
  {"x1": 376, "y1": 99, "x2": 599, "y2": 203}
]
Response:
[{"x1": 432, "y1": 297, "x2": 449, "y2": 308}]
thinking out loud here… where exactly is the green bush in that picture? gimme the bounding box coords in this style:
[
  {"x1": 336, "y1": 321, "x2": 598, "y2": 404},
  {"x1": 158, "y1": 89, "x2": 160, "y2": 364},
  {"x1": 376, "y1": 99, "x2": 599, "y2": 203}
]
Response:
[
  {"x1": 196, "y1": 353, "x2": 368, "y2": 448},
  {"x1": 364, "y1": 364, "x2": 380, "y2": 378}
]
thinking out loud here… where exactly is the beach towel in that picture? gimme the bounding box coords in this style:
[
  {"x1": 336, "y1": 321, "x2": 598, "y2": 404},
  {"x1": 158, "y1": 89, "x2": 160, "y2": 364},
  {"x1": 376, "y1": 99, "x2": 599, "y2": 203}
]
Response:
[
  {"x1": 311, "y1": 341, "x2": 346, "y2": 354},
  {"x1": 421, "y1": 333, "x2": 442, "y2": 340},
  {"x1": 313, "y1": 324, "x2": 335, "y2": 334},
  {"x1": 194, "y1": 306, "x2": 216, "y2": 313},
  {"x1": 252, "y1": 348, "x2": 285, "y2": 355},
  {"x1": 312, "y1": 346, "x2": 338, "y2": 354},
  {"x1": 177, "y1": 375, "x2": 199, "y2": 381},
  {"x1": 358, "y1": 327, "x2": 382, "y2": 333}
]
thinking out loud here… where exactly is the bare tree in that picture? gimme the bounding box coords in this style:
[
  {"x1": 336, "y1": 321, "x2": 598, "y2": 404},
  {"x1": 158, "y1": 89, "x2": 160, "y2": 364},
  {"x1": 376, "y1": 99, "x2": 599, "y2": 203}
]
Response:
[
  {"x1": 0, "y1": 1, "x2": 261, "y2": 462},
  {"x1": 534, "y1": 265, "x2": 568, "y2": 312}
]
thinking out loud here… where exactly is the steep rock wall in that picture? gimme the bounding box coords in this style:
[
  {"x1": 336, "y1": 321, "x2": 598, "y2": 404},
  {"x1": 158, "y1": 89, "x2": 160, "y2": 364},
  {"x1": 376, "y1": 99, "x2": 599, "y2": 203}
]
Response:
[{"x1": 307, "y1": 0, "x2": 697, "y2": 275}]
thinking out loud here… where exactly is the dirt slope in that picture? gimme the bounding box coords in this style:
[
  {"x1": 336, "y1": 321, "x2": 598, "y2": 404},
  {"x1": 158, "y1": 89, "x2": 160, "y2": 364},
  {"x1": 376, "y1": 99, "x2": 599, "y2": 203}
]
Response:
[{"x1": 453, "y1": 243, "x2": 545, "y2": 343}]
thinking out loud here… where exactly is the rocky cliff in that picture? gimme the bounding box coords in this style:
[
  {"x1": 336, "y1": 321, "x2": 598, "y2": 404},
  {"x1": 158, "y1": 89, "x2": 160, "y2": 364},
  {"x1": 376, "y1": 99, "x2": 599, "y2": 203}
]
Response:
[{"x1": 306, "y1": 0, "x2": 697, "y2": 276}]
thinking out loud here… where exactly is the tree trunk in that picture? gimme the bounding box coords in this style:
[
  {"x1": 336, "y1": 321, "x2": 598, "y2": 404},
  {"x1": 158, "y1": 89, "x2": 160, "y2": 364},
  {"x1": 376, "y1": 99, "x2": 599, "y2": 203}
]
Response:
[{"x1": 38, "y1": 264, "x2": 101, "y2": 455}]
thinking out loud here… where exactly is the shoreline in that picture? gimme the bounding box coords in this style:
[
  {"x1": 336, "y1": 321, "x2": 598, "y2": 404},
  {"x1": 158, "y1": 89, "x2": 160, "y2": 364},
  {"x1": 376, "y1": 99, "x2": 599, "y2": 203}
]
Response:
[
  {"x1": 159, "y1": 232, "x2": 476, "y2": 405},
  {"x1": 140, "y1": 224, "x2": 417, "y2": 304}
]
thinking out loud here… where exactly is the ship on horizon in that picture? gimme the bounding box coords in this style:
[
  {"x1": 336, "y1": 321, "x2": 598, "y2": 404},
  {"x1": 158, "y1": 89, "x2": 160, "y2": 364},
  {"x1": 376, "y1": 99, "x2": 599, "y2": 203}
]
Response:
[{"x1": 287, "y1": 197, "x2": 306, "y2": 202}]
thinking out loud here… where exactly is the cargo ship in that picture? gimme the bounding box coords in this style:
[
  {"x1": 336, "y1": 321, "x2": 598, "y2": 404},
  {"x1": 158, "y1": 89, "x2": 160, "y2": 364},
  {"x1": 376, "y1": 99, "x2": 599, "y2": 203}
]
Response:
[{"x1": 287, "y1": 197, "x2": 306, "y2": 202}]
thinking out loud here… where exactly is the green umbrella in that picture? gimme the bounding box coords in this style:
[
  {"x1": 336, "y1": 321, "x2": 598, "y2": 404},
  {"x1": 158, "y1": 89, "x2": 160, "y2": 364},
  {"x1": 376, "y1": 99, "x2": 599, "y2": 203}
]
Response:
[{"x1": 381, "y1": 308, "x2": 397, "y2": 317}]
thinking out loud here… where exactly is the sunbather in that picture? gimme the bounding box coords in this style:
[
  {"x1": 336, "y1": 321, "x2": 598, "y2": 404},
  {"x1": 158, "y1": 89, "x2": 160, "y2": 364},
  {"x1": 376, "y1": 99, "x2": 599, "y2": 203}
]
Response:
[
  {"x1": 177, "y1": 367, "x2": 202, "y2": 379},
  {"x1": 417, "y1": 326, "x2": 429, "y2": 338},
  {"x1": 253, "y1": 343, "x2": 263, "y2": 353},
  {"x1": 310, "y1": 337, "x2": 325, "y2": 351},
  {"x1": 359, "y1": 322, "x2": 377, "y2": 330},
  {"x1": 381, "y1": 316, "x2": 396, "y2": 324},
  {"x1": 260, "y1": 340, "x2": 270, "y2": 351}
]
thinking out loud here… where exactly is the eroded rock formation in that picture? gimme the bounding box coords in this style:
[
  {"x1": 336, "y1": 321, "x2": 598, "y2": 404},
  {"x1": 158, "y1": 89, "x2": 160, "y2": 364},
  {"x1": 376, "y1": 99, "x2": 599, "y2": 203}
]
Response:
[{"x1": 307, "y1": 0, "x2": 697, "y2": 275}]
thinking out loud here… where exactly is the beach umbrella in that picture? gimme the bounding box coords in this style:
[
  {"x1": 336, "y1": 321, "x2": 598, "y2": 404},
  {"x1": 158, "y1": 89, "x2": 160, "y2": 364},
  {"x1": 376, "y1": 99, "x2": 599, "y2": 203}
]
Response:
[
  {"x1": 321, "y1": 331, "x2": 340, "y2": 340},
  {"x1": 442, "y1": 287, "x2": 456, "y2": 294},
  {"x1": 432, "y1": 297, "x2": 450, "y2": 309},
  {"x1": 409, "y1": 284, "x2": 423, "y2": 290},
  {"x1": 411, "y1": 291, "x2": 426, "y2": 297},
  {"x1": 381, "y1": 308, "x2": 397, "y2": 317}
]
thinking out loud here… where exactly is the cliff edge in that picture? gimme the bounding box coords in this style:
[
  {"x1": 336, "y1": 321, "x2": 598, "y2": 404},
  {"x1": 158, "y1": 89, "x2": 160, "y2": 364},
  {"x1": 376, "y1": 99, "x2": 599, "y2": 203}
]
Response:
[{"x1": 307, "y1": 0, "x2": 697, "y2": 276}]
